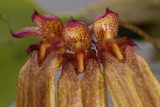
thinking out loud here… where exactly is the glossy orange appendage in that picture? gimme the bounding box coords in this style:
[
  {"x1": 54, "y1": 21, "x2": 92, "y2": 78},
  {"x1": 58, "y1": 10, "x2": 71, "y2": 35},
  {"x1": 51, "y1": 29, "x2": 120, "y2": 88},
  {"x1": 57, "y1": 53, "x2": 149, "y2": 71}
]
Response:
[
  {"x1": 103, "y1": 32, "x2": 123, "y2": 61},
  {"x1": 75, "y1": 41, "x2": 85, "y2": 73},
  {"x1": 77, "y1": 53, "x2": 84, "y2": 73},
  {"x1": 112, "y1": 43, "x2": 123, "y2": 60}
]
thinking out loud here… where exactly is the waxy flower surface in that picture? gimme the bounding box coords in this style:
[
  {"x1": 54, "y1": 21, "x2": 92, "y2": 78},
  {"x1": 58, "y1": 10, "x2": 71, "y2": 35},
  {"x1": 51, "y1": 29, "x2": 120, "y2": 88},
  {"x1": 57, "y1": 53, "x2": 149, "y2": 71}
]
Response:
[{"x1": 11, "y1": 9, "x2": 160, "y2": 107}]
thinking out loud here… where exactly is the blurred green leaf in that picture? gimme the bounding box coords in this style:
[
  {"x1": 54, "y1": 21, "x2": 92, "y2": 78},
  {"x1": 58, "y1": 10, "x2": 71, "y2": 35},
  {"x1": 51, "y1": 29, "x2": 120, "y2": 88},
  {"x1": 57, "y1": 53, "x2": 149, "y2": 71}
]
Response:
[{"x1": 0, "y1": 0, "x2": 45, "y2": 106}]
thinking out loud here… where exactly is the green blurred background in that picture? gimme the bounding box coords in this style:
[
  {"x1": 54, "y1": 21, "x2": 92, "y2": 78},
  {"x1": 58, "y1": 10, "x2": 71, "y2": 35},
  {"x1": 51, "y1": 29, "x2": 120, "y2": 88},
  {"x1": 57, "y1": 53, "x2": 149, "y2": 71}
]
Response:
[
  {"x1": 0, "y1": 0, "x2": 45, "y2": 106},
  {"x1": 0, "y1": 0, "x2": 160, "y2": 106}
]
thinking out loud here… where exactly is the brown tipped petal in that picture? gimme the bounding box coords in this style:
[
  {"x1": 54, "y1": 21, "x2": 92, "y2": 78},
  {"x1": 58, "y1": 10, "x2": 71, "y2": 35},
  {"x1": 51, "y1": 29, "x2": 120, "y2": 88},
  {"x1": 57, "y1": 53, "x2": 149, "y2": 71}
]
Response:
[
  {"x1": 16, "y1": 52, "x2": 39, "y2": 107},
  {"x1": 99, "y1": 51, "x2": 142, "y2": 107},
  {"x1": 36, "y1": 51, "x2": 63, "y2": 107},
  {"x1": 58, "y1": 62, "x2": 83, "y2": 107},
  {"x1": 11, "y1": 27, "x2": 42, "y2": 39},
  {"x1": 125, "y1": 46, "x2": 160, "y2": 107},
  {"x1": 80, "y1": 58, "x2": 108, "y2": 107}
]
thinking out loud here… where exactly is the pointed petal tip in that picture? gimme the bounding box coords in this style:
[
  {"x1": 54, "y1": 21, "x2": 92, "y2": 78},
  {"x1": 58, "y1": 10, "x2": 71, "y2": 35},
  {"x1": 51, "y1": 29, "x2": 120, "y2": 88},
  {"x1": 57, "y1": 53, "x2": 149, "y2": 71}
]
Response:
[
  {"x1": 104, "y1": 8, "x2": 111, "y2": 15},
  {"x1": 10, "y1": 27, "x2": 42, "y2": 39},
  {"x1": 10, "y1": 29, "x2": 22, "y2": 38},
  {"x1": 68, "y1": 16, "x2": 77, "y2": 24},
  {"x1": 67, "y1": 17, "x2": 86, "y2": 26},
  {"x1": 32, "y1": 10, "x2": 61, "y2": 22},
  {"x1": 94, "y1": 8, "x2": 118, "y2": 23},
  {"x1": 104, "y1": 8, "x2": 118, "y2": 16},
  {"x1": 94, "y1": 8, "x2": 110, "y2": 22},
  {"x1": 32, "y1": 10, "x2": 39, "y2": 21},
  {"x1": 126, "y1": 38, "x2": 136, "y2": 46},
  {"x1": 33, "y1": 9, "x2": 38, "y2": 14},
  {"x1": 126, "y1": 38, "x2": 140, "y2": 50}
]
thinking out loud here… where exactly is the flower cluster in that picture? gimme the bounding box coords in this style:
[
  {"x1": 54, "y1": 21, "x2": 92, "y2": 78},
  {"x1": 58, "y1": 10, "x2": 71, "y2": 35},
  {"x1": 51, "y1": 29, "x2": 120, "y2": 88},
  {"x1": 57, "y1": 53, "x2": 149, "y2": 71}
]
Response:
[{"x1": 12, "y1": 9, "x2": 160, "y2": 107}]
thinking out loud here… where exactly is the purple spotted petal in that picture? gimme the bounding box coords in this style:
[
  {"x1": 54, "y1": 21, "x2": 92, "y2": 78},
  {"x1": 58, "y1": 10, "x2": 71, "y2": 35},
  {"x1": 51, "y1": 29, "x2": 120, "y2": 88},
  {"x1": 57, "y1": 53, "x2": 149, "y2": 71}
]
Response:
[
  {"x1": 11, "y1": 27, "x2": 43, "y2": 39},
  {"x1": 31, "y1": 10, "x2": 64, "y2": 40},
  {"x1": 93, "y1": 9, "x2": 119, "y2": 42}
]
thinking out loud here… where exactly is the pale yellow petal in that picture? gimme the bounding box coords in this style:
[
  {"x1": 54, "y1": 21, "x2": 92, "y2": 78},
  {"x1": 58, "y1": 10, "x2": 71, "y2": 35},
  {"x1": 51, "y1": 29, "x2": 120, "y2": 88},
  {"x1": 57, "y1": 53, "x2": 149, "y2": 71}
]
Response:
[
  {"x1": 58, "y1": 61, "x2": 83, "y2": 107},
  {"x1": 36, "y1": 51, "x2": 63, "y2": 107},
  {"x1": 80, "y1": 58, "x2": 108, "y2": 107},
  {"x1": 99, "y1": 51, "x2": 142, "y2": 107},
  {"x1": 16, "y1": 52, "x2": 39, "y2": 107},
  {"x1": 125, "y1": 46, "x2": 160, "y2": 107}
]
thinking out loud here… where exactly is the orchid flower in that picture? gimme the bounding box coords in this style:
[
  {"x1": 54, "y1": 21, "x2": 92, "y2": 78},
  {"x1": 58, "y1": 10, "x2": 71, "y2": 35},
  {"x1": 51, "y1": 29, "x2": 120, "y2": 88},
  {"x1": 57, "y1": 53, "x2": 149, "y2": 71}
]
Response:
[
  {"x1": 11, "y1": 11, "x2": 65, "y2": 107},
  {"x1": 11, "y1": 9, "x2": 160, "y2": 107}
]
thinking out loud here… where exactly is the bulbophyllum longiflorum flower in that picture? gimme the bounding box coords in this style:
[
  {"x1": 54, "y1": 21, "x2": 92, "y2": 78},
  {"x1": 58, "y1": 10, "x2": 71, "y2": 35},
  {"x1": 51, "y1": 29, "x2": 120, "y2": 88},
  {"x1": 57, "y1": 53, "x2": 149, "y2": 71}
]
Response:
[
  {"x1": 11, "y1": 9, "x2": 160, "y2": 107},
  {"x1": 11, "y1": 11, "x2": 66, "y2": 107}
]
